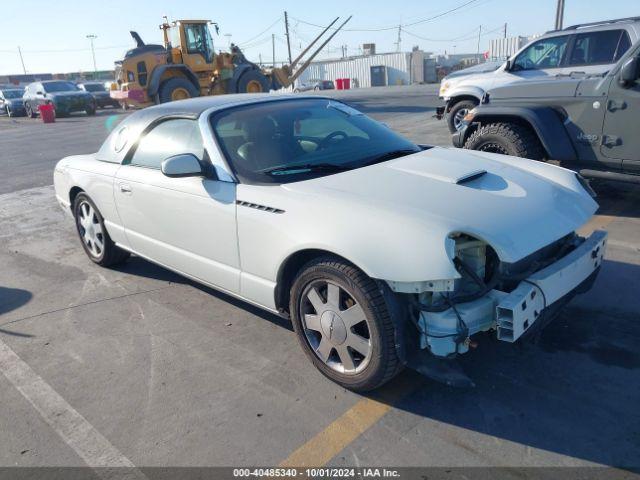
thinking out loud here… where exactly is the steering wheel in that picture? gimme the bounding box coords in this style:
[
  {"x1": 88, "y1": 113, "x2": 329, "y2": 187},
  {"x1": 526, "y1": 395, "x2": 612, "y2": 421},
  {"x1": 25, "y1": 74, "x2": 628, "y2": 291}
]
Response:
[
  {"x1": 318, "y1": 131, "x2": 348, "y2": 149},
  {"x1": 517, "y1": 58, "x2": 535, "y2": 71}
]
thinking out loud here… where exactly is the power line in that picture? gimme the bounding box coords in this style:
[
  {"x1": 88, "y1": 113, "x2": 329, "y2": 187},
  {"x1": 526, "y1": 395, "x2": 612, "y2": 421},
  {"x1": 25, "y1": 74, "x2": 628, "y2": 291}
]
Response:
[
  {"x1": 237, "y1": 16, "x2": 283, "y2": 47},
  {"x1": 290, "y1": 0, "x2": 483, "y2": 32}
]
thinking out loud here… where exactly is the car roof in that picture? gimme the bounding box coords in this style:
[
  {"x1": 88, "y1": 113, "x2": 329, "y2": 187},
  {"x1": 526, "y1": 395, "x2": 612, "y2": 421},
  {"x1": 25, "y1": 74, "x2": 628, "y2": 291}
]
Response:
[{"x1": 126, "y1": 93, "x2": 319, "y2": 123}]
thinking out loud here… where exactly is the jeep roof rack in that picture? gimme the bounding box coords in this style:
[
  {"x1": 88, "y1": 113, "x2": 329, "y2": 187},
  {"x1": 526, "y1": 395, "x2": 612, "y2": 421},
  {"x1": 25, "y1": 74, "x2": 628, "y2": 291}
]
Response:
[{"x1": 563, "y1": 16, "x2": 640, "y2": 31}]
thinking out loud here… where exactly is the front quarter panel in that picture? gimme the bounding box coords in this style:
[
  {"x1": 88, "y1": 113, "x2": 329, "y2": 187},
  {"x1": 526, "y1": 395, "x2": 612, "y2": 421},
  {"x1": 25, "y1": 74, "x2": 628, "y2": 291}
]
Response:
[{"x1": 236, "y1": 183, "x2": 460, "y2": 309}]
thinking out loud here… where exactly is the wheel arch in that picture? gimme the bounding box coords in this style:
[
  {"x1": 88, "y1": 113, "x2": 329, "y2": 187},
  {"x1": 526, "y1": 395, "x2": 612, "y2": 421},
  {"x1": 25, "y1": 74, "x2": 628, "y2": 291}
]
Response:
[
  {"x1": 467, "y1": 106, "x2": 577, "y2": 162},
  {"x1": 274, "y1": 248, "x2": 367, "y2": 314},
  {"x1": 446, "y1": 94, "x2": 481, "y2": 112},
  {"x1": 69, "y1": 186, "x2": 85, "y2": 207},
  {"x1": 147, "y1": 64, "x2": 200, "y2": 97}
]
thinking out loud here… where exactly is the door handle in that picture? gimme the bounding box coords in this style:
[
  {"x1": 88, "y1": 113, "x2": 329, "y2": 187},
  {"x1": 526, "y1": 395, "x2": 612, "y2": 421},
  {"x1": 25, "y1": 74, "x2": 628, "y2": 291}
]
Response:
[
  {"x1": 118, "y1": 183, "x2": 132, "y2": 193},
  {"x1": 607, "y1": 99, "x2": 627, "y2": 112}
]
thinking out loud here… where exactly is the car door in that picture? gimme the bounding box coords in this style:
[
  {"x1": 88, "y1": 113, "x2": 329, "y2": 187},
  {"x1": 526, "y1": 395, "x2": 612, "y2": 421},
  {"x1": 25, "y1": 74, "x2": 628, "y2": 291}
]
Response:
[
  {"x1": 600, "y1": 48, "x2": 640, "y2": 173},
  {"x1": 114, "y1": 117, "x2": 241, "y2": 293},
  {"x1": 504, "y1": 34, "x2": 571, "y2": 84}
]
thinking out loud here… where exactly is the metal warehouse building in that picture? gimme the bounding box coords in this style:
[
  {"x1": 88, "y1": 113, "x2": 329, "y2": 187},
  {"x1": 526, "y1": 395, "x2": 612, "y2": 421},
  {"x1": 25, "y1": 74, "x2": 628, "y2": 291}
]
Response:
[{"x1": 296, "y1": 50, "x2": 436, "y2": 88}]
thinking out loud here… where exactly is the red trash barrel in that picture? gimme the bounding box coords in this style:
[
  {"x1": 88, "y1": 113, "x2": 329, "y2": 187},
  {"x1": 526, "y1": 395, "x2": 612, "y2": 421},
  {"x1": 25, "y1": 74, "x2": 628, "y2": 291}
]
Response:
[
  {"x1": 335, "y1": 78, "x2": 344, "y2": 90},
  {"x1": 39, "y1": 104, "x2": 55, "y2": 123},
  {"x1": 342, "y1": 78, "x2": 351, "y2": 90}
]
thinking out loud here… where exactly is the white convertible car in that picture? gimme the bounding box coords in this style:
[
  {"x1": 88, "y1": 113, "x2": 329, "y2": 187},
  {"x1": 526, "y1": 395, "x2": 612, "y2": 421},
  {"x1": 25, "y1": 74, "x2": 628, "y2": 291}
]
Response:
[{"x1": 54, "y1": 95, "x2": 606, "y2": 390}]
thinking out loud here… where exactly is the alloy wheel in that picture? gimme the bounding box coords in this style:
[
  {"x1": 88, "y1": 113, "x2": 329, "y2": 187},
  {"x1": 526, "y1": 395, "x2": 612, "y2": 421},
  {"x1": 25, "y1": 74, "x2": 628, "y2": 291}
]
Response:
[
  {"x1": 300, "y1": 280, "x2": 372, "y2": 374},
  {"x1": 77, "y1": 201, "x2": 104, "y2": 258},
  {"x1": 453, "y1": 108, "x2": 469, "y2": 131}
]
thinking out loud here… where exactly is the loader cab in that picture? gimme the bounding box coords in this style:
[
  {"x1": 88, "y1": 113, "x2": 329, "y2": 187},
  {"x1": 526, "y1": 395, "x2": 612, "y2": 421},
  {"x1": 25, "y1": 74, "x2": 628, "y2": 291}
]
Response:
[{"x1": 172, "y1": 20, "x2": 216, "y2": 71}]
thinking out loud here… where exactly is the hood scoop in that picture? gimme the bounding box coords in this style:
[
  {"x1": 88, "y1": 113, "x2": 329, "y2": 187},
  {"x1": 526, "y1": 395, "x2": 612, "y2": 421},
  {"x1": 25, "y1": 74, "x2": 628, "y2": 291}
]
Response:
[
  {"x1": 388, "y1": 151, "x2": 490, "y2": 184},
  {"x1": 456, "y1": 170, "x2": 487, "y2": 185}
]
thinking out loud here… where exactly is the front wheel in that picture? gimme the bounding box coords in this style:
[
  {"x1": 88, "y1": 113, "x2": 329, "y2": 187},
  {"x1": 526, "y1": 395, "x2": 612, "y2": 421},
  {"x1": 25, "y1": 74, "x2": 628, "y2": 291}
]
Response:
[
  {"x1": 463, "y1": 122, "x2": 545, "y2": 160},
  {"x1": 447, "y1": 99, "x2": 478, "y2": 133},
  {"x1": 289, "y1": 256, "x2": 401, "y2": 391},
  {"x1": 73, "y1": 193, "x2": 130, "y2": 267},
  {"x1": 157, "y1": 77, "x2": 199, "y2": 104},
  {"x1": 237, "y1": 69, "x2": 270, "y2": 93}
]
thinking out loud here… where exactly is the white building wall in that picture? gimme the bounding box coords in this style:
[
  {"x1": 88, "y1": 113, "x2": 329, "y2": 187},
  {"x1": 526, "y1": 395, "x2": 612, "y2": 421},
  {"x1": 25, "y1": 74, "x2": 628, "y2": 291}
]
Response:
[{"x1": 297, "y1": 52, "x2": 412, "y2": 88}]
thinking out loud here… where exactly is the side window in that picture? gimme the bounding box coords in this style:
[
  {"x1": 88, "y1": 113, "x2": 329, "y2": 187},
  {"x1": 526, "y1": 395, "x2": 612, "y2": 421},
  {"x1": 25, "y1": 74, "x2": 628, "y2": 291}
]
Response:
[
  {"x1": 129, "y1": 119, "x2": 204, "y2": 169},
  {"x1": 137, "y1": 62, "x2": 148, "y2": 87},
  {"x1": 569, "y1": 30, "x2": 632, "y2": 66},
  {"x1": 513, "y1": 35, "x2": 569, "y2": 71}
]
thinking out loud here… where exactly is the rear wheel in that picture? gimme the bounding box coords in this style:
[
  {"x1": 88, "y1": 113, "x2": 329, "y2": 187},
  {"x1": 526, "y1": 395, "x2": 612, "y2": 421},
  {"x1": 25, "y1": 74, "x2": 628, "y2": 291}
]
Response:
[
  {"x1": 158, "y1": 77, "x2": 199, "y2": 104},
  {"x1": 25, "y1": 102, "x2": 37, "y2": 118},
  {"x1": 464, "y1": 122, "x2": 545, "y2": 160},
  {"x1": 447, "y1": 99, "x2": 478, "y2": 133},
  {"x1": 289, "y1": 256, "x2": 401, "y2": 391},
  {"x1": 73, "y1": 193, "x2": 130, "y2": 267},
  {"x1": 237, "y1": 69, "x2": 270, "y2": 93},
  {"x1": 85, "y1": 105, "x2": 96, "y2": 116}
]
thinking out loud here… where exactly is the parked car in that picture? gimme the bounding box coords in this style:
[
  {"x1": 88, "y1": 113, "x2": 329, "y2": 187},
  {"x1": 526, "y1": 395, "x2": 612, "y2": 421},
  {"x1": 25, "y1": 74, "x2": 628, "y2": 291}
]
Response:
[
  {"x1": 0, "y1": 88, "x2": 26, "y2": 117},
  {"x1": 453, "y1": 39, "x2": 640, "y2": 184},
  {"x1": 78, "y1": 81, "x2": 120, "y2": 109},
  {"x1": 437, "y1": 17, "x2": 640, "y2": 133},
  {"x1": 294, "y1": 80, "x2": 335, "y2": 92},
  {"x1": 23, "y1": 80, "x2": 96, "y2": 118},
  {"x1": 54, "y1": 94, "x2": 605, "y2": 391}
]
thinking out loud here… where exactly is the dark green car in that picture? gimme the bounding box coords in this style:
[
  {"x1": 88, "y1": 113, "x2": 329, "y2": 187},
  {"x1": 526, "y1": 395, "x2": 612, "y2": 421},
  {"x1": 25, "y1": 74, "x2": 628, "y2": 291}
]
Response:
[{"x1": 23, "y1": 80, "x2": 96, "y2": 118}]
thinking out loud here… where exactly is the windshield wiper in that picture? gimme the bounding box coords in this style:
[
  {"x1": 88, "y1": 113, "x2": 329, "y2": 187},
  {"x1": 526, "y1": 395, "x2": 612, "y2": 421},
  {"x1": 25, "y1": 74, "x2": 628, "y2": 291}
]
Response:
[
  {"x1": 360, "y1": 149, "x2": 419, "y2": 167},
  {"x1": 264, "y1": 163, "x2": 352, "y2": 176}
]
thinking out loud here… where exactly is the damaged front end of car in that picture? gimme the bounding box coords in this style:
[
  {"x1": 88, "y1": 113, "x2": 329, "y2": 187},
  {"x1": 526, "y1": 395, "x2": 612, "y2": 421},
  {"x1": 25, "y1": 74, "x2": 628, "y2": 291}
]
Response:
[{"x1": 385, "y1": 230, "x2": 607, "y2": 386}]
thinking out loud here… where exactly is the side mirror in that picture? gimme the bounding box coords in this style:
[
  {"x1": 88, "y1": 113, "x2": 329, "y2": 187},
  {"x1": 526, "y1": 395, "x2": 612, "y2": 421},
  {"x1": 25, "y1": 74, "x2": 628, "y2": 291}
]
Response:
[
  {"x1": 36, "y1": 91, "x2": 44, "y2": 95},
  {"x1": 619, "y1": 57, "x2": 640, "y2": 87},
  {"x1": 161, "y1": 154, "x2": 204, "y2": 178},
  {"x1": 504, "y1": 59, "x2": 512, "y2": 71}
]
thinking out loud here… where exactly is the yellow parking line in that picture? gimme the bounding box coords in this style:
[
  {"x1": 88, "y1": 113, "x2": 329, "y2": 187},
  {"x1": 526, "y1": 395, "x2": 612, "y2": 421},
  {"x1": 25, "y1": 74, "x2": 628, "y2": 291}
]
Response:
[{"x1": 279, "y1": 375, "x2": 421, "y2": 467}]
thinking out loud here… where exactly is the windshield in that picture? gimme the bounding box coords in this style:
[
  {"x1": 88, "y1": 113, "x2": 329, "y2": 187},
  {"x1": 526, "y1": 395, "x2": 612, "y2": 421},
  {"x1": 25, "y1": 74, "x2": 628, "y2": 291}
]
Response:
[
  {"x1": 82, "y1": 84, "x2": 105, "y2": 92},
  {"x1": 2, "y1": 90, "x2": 23, "y2": 99},
  {"x1": 211, "y1": 98, "x2": 421, "y2": 184},
  {"x1": 43, "y1": 81, "x2": 80, "y2": 93}
]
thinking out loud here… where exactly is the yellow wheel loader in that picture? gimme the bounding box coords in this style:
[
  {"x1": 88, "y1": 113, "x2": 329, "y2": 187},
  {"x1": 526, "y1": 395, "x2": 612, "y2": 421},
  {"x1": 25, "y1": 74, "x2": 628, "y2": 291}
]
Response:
[{"x1": 110, "y1": 16, "x2": 351, "y2": 108}]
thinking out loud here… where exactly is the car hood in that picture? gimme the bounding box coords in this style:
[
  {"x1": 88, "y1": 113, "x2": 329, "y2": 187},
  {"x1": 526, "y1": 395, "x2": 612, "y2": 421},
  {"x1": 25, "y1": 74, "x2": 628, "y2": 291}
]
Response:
[
  {"x1": 7, "y1": 98, "x2": 24, "y2": 106},
  {"x1": 281, "y1": 147, "x2": 598, "y2": 263}
]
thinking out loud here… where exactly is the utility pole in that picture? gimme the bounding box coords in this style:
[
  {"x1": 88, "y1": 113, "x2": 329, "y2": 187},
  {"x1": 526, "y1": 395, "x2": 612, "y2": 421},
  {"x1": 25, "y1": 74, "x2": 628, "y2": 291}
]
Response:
[
  {"x1": 272, "y1": 33, "x2": 276, "y2": 67},
  {"x1": 396, "y1": 25, "x2": 402, "y2": 52},
  {"x1": 259, "y1": 53, "x2": 262, "y2": 67},
  {"x1": 504, "y1": 22, "x2": 507, "y2": 38},
  {"x1": 476, "y1": 25, "x2": 482, "y2": 61},
  {"x1": 17, "y1": 46, "x2": 27, "y2": 74},
  {"x1": 86, "y1": 34, "x2": 97, "y2": 75},
  {"x1": 284, "y1": 11, "x2": 293, "y2": 65},
  {"x1": 555, "y1": 0, "x2": 565, "y2": 30}
]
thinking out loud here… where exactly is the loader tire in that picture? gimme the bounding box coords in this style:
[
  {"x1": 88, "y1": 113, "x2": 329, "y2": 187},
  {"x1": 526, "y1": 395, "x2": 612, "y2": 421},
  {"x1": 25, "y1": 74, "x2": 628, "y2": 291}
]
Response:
[
  {"x1": 157, "y1": 77, "x2": 199, "y2": 104},
  {"x1": 237, "y1": 69, "x2": 270, "y2": 93}
]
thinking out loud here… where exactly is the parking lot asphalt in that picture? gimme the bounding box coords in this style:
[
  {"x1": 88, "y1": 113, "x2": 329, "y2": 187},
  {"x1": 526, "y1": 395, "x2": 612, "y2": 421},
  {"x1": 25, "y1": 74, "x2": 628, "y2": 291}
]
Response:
[{"x1": 1, "y1": 85, "x2": 639, "y2": 474}]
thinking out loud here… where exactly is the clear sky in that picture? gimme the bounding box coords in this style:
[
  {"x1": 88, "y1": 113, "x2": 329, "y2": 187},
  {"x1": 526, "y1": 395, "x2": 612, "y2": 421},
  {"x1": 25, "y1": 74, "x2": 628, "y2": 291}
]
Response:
[{"x1": 1, "y1": 0, "x2": 638, "y2": 75}]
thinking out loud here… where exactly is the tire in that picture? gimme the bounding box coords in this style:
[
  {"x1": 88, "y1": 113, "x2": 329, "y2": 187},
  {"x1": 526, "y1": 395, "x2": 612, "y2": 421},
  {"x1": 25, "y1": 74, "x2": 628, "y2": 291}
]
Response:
[
  {"x1": 237, "y1": 69, "x2": 270, "y2": 94},
  {"x1": 463, "y1": 122, "x2": 545, "y2": 160},
  {"x1": 447, "y1": 99, "x2": 478, "y2": 133},
  {"x1": 157, "y1": 77, "x2": 199, "y2": 104},
  {"x1": 6, "y1": 106, "x2": 11, "y2": 117},
  {"x1": 73, "y1": 193, "x2": 130, "y2": 267},
  {"x1": 25, "y1": 102, "x2": 37, "y2": 118},
  {"x1": 289, "y1": 256, "x2": 401, "y2": 391},
  {"x1": 293, "y1": 88, "x2": 300, "y2": 93},
  {"x1": 86, "y1": 105, "x2": 96, "y2": 116}
]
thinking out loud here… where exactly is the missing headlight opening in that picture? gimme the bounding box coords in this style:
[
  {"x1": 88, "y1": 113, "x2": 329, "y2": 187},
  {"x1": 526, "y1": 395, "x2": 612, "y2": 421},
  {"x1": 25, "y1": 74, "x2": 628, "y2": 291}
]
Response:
[{"x1": 410, "y1": 232, "x2": 589, "y2": 358}]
